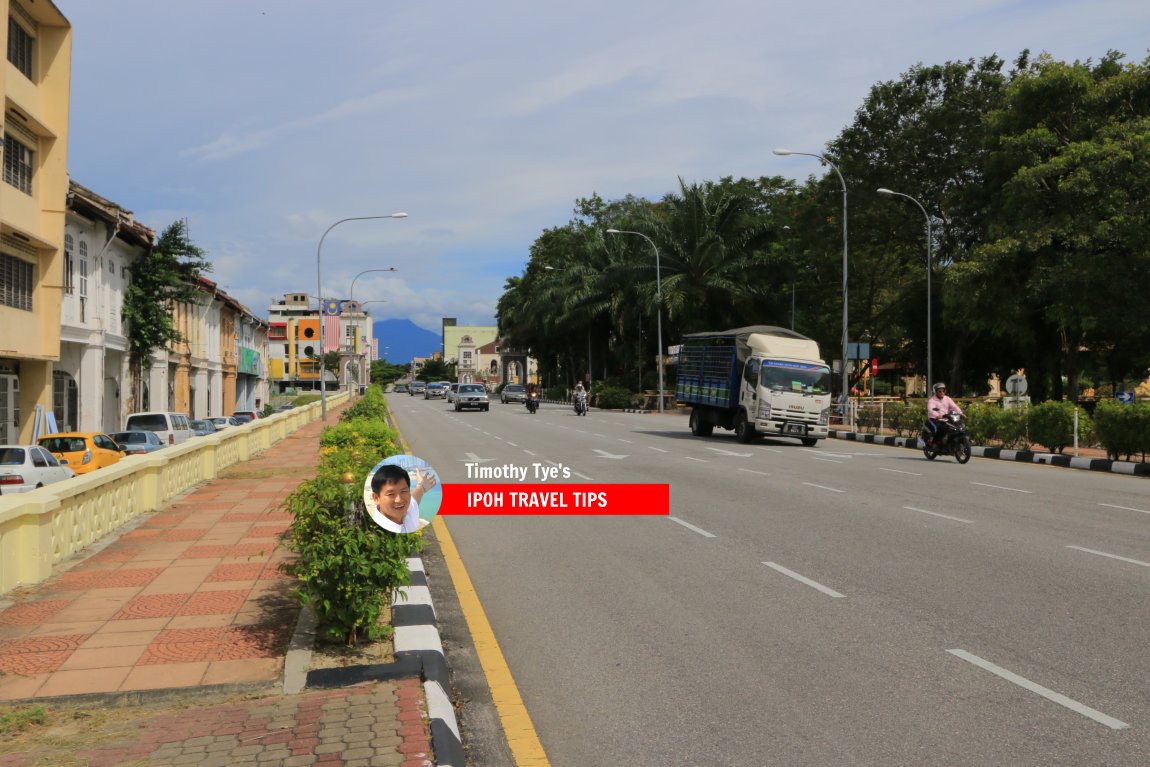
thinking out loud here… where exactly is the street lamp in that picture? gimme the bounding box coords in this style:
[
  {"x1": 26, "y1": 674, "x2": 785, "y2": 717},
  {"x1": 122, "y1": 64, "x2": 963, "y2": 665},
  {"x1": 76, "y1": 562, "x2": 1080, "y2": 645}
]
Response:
[
  {"x1": 774, "y1": 148, "x2": 849, "y2": 413},
  {"x1": 782, "y1": 225, "x2": 796, "y2": 331},
  {"x1": 605, "y1": 229, "x2": 666, "y2": 414},
  {"x1": 877, "y1": 187, "x2": 933, "y2": 391},
  {"x1": 347, "y1": 269, "x2": 397, "y2": 396},
  {"x1": 316, "y1": 213, "x2": 407, "y2": 421}
]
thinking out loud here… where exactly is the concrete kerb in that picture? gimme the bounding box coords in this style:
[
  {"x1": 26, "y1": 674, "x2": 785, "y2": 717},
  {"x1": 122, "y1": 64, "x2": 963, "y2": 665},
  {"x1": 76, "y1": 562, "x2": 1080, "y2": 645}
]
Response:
[{"x1": 828, "y1": 429, "x2": 1150, "y2": 476}]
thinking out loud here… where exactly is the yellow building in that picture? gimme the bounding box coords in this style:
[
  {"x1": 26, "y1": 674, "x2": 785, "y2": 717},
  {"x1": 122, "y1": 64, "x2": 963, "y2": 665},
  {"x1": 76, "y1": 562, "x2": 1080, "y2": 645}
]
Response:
[{"x1": 0, "y1": 1, "x2": 71, "y2": 443}]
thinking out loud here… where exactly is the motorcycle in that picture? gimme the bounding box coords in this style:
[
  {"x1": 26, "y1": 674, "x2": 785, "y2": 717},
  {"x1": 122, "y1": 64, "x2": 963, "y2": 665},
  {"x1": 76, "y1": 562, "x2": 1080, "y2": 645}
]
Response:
[
  {"x1": 574, "y1": 395, "x2": 588, "y2": 416},
  {"x1": 526, "y1": 392, "x2": 539, "y2": 414},
  {"x1": 920, "y1": 412, "x2": 972, "y2": 464}
]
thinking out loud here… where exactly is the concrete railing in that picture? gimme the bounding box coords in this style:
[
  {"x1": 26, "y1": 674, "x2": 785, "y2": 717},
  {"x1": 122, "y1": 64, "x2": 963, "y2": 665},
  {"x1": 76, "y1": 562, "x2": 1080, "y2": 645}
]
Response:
[{"x1": 0, "y1": 391, "x2": 349, "y2": 596}]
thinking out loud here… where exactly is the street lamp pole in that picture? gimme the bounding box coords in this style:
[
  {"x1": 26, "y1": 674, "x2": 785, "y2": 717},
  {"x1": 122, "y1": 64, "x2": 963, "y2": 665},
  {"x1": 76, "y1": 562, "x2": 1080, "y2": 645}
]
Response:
[
  {"x1": 877, "y1": 188, "x2": 932, "y2": 391},
  {"x1": 348, "y1": 269, "x2": 397, "y2": 396},
  {"x1": 316, "y1": 213, "x2": 407, "y2": 422},
  {"x1": 606, "y1": 229, "x2": 665, "y2": 414},
  {"x1": 774, "y1": 149, "x2": 849, "y2": 413},
  {"x1": 782, "y1": 225, "x2": 796, "y2": 330}
]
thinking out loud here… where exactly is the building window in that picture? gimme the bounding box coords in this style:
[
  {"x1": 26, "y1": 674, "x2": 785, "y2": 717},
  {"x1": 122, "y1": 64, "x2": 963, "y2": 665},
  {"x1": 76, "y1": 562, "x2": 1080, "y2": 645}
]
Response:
[
  {"x1": 64, "y1": 234, "x2": 74, "y2": 294},
  {"x1": 3, "y1": 134, "x2": 33, "y2": 194},
  {"x1": 7, "y1": 16, "x2": 33, "y2": 80},
  {"x1": 0, "y1": 252, "x2": 34, "y2": 311},
  {"x1": 108, "y1": 259, "x2": 115, "y2": 275},
  {"x1": 79, "y1": 247, "x2": 88, "y2": 322}
]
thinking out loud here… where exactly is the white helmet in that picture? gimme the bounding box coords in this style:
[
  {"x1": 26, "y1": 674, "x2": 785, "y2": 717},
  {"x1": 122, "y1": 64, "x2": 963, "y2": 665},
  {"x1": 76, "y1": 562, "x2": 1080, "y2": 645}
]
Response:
[{"x1": 933, "y1": 382, "x2": 947, "y2": 393}]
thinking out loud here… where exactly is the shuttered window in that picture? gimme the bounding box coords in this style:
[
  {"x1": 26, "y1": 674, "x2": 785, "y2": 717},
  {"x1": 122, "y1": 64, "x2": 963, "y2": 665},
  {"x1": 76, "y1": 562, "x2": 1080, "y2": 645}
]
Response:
[{"x1": 0, "y1": 252, "x2": 34, "y2": 311}]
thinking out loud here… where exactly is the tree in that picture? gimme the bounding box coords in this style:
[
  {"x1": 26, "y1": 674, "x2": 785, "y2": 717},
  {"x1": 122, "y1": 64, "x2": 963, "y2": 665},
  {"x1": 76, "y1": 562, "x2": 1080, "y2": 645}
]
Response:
[{"x1": 122, "y1": 220, "x2": 211, "y2": 412}]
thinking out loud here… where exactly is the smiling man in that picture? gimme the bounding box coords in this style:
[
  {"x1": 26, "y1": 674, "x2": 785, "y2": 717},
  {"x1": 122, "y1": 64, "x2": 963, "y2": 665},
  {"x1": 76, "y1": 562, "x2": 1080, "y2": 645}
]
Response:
[{"x1": 368, "y1": 464, "x2": 438, "y2": 533}]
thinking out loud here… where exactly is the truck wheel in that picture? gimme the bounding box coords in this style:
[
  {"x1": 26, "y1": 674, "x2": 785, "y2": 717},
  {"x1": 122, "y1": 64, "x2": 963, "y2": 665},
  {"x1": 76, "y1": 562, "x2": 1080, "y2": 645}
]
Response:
[
  {"x1": 734, "y1": 411, "x2": 756, "y2": 443},
  {"x1": 690, "y1": 410, "x2": 713, "y2": 437},
  {"x1": 800, "y1": 437, "x2": 818, "y2": 447}
]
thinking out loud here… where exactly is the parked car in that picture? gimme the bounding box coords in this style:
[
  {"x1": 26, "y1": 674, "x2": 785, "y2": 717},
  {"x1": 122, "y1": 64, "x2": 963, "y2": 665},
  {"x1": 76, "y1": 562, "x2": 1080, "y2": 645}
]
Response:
[
  {"x1": 424, "y1": 382, "x2": 447, "y2": 399},
  {"x1": 109, "y1": 431, "x2": 167, "y2": 455},
  {"x1": 37, "y1": 432, "x2": 123, "y2": 475},
  {"x1": 0, "y1": 445, "x2": 76, "y2": 494},
  {"x1": 446, "y1": 383, "x2": 461, "y2": 403},
  {"x1": 501, "y1": 384, "x2": 528, "y2": 404},
  {"x1": 274, "y1": 403, "x2": 295, "y2": 412},
  {"x1": 454, "y1": 383, "x2": 490, "y2": 412},
  {"x1": 209, "y1": 416, "x2": 242, "y2": 431},
  {"x1": 232, "y1": 410, "x2": 262, "y2": 423},
  {"x1": 190, "y1": 419, "x2": 218, "y2": 437},
  {"x1": 123, "y1": 411, "x2": 194, "y2": 446},
  {"x1": 409, "y1": 381, "x2": 427, "y2": 396}
]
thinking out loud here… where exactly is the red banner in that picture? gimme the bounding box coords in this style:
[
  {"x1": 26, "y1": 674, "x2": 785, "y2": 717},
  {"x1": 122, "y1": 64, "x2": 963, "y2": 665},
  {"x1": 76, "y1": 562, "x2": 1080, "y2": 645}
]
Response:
[{"x1": 440, "y1": 483, "x2": 669, "y2": 516}]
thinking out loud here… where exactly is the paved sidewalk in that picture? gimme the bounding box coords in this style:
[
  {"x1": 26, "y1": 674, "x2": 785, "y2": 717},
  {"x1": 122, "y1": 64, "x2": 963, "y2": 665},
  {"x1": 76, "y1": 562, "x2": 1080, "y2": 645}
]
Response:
[{"x1": 0, "y1": 403, "x2": 436, "y2": 766}]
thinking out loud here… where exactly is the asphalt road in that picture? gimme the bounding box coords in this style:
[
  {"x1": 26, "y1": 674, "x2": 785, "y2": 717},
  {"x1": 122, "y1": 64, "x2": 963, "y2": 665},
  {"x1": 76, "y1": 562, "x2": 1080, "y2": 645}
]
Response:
[{"x1": 389, "y1": 392, "x2": 1150, "y2": 767}]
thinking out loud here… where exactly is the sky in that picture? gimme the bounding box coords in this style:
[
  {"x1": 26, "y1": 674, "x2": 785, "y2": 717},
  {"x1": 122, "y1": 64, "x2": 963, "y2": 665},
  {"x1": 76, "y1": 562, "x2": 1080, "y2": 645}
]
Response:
[{"x1": 59, "y1": 1, "x2": 1150, "y2": 334}]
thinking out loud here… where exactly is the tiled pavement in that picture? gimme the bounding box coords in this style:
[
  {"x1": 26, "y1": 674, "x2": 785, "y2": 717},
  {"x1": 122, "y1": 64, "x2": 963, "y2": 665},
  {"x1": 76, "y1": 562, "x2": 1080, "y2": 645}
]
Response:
[{"x1": 0, "y1": 403, "x2": 436, "y2": 767}]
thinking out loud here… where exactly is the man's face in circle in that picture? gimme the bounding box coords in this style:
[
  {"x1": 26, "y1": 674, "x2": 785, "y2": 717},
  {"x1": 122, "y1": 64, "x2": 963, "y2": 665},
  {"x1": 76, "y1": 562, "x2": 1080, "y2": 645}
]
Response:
[{"x1": 373, "y1": 480, "x2": 411, "y2": 524}]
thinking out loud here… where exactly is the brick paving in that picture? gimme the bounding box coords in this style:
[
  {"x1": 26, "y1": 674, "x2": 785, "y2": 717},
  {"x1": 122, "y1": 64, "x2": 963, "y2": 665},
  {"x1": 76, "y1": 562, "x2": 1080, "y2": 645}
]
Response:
[{"x1": 0, "y1": 402, "x2": 436, "y2": 766}]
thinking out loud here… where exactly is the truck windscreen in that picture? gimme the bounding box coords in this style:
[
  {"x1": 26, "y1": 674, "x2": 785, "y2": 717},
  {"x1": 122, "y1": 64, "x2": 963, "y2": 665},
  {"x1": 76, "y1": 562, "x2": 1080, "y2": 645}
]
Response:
[{"x1": 760, "y1": 361, "x2": 832, "y2": 394}]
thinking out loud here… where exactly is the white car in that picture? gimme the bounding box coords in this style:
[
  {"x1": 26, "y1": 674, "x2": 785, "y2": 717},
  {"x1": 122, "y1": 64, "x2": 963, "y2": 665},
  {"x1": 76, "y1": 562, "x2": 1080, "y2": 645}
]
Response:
[
  {"x1": 0, "y1": 444, "x2": 77, "y2": 494},
  {"x1": 209, "y1": 416, "x2": 242, "y2": 431}
]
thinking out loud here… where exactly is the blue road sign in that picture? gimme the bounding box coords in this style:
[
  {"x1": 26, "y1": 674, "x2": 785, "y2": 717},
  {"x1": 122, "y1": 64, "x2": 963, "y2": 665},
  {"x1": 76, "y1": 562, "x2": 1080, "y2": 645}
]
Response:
[{"x1": 1116, "y1": 391, "x2": 1136, "y2": 403}]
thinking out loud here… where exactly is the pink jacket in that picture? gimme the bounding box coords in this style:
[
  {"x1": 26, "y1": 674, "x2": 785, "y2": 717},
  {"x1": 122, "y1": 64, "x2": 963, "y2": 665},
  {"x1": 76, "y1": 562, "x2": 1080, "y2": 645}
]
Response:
[{"x1": 927, "y1": 394, "x2": 962, "y2": 420}]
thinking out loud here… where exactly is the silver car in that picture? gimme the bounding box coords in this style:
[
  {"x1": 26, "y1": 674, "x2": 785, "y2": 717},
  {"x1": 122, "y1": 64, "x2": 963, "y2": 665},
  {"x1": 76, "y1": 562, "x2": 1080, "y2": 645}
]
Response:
[
  {"x1": 501, "y1": 384, "x2": 527, "y2": 404},
  {"x1": 454, "y1": 383, "x2": 490, "y2": 412},
  {"x1": 0, "y1": 445, "x2": 76, "y2": 494}
]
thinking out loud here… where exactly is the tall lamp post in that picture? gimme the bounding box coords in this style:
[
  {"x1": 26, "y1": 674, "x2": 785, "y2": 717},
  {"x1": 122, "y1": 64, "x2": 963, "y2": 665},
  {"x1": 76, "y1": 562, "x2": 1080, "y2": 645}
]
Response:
[
  {"x1": 877, "y1": 188, "x2": 933, "y2": 391},
  {"x1": 316, "y1": 213, "x2": 407, "y2": 421},
  {"x1": 347, "y1": 269, "x2": 397, "y2": 395},
  {"x1": 606, "y1": 229, "x2": 665, "y2": 414},
  {"x1": 774, "y1": 149, "x2": 849, "y2": 412},
  {"x1": 782, "y1": 225, "x2": 796, "y2": 330}
]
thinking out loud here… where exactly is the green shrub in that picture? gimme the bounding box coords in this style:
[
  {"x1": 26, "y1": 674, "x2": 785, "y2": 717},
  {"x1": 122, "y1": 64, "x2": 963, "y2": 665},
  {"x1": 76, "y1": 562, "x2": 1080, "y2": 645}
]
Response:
[
  {"x1": 340, "y1": 386, "x2": 390, "y2": 422},
  {"x1": 888, "y1": 402, "x2": 925, "y2": 437},
  {"x1": 593, "y1": 385, "x2": 634, "y2": 409},
  {"x1": 319, "y1": 420, "x2": 400, "y2": 464},
  {"x1": 1027, "y1": 400, "x2": 1090, "y2": 454},
  {"x1": 1092, "y1": 400, "x2": 1150, "y2": 461}
]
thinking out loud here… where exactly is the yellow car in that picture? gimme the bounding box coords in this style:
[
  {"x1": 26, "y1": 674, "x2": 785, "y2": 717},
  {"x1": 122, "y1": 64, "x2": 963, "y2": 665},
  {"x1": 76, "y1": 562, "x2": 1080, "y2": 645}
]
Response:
[{"x1": 37, "y1": 432, "x2": 124, "y2": 475}]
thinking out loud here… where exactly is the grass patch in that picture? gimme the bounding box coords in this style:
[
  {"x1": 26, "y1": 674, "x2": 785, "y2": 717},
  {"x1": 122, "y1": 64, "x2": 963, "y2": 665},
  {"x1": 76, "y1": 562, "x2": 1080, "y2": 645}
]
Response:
[{"x1": 0, "y1": 705, "x2": 46, "y2": 735}]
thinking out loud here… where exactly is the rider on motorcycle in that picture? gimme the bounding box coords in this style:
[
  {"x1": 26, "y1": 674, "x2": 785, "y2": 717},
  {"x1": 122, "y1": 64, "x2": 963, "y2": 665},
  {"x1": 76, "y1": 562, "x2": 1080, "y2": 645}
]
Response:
[
  {"x1": 574, "y1": 382, "x2": 588, "y2": 413},
  {"x1": 925, "y1": 382, "x2": 963, "y2": 447}
]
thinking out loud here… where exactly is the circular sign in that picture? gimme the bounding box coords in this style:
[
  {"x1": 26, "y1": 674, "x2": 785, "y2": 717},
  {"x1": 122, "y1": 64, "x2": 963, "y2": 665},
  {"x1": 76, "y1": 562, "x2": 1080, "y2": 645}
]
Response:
[{"x1": 1005, "y1": 374, "x2": 1028, "y2": 396}]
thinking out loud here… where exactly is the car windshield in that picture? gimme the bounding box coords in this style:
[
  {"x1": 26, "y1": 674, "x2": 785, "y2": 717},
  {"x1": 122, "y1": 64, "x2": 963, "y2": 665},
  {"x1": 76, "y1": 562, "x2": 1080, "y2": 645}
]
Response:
[
  {"x1": 112, "y1": 432, "x2": 144, "y2": 444},
  {"x1": 460, "y1": 385, "x2": 484, "y2": 393},
  {"x1": 759, "y1": 362, "x2": 832, "y2": 394},
  {"x1": 506, "y1": 385, "x2": 524, "y2": 392},
  {"x1": 126, "y1": 414, "x2": 167, "y2": 432},
  {"x1": 0, "y1": 448, "x2": 25, "y2": 465},
  {"x1": 40, "y1": 437, "x2": 88, "y2": 452}
]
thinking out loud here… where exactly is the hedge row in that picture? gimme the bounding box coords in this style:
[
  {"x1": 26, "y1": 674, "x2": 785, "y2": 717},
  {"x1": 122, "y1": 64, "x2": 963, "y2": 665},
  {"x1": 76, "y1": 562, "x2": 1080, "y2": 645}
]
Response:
[{"x1": 280, "y1": 387, "x2": 422, "y2": 644}]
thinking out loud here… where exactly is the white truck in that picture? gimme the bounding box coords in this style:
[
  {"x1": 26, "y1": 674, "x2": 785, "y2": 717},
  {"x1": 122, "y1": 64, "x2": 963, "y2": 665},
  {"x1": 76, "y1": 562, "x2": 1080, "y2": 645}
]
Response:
[{"x1": 674, "y1": 325, "x2": 833, "y2": 445}]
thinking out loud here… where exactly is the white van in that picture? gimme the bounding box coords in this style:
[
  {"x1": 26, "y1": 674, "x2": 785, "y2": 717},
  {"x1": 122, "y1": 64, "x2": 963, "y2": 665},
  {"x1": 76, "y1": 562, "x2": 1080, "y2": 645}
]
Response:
[{"x1": 123, "y1": 412, "x2": 194, "y2": 446}]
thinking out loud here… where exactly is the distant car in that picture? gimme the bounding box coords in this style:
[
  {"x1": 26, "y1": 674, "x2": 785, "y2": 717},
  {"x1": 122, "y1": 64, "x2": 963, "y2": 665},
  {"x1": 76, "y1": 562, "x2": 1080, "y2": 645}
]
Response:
[
  {"x1": 109, "y1": 431, "x2": 167, "y2": 455},
  {"x1": 232, "y1": 410, "x2": 261, "y2": 423},
  {"x1": 425, "y1": 383, "x2": 447, "y2": 399},
  {"x1": 0, "y1": 445, "x2": 76, "y2": 494},
  {"x1": 37, "y1": 432, "x2": 123, "y2": 474},
  {"x1": 394, "y1": 384, "x2": 408, "y2": 393},
  {"x1": 274, "y1": 403, "x2": 295, "y2": 412},
  {"x1": 409, "y1": 381, "x2": 427, "y2": 396},
  {"x1": 190, "y1": 419, "x2": 218, "y2": 437},
  {"x1": 123, "y1": 411, "x2": 194, "y2": 447},
  {"x1": 455, "y1": 383, "x2": 490, "y2": 412},
  {"x1": 501, "y1": 384, "x2": 527, "y2": 404},
  {"x1": 209, "y1": 416, "x2": 242, "y2": 431},
  {"x1": 446, "y1": 383, "x2": 461, "y2": 403}
]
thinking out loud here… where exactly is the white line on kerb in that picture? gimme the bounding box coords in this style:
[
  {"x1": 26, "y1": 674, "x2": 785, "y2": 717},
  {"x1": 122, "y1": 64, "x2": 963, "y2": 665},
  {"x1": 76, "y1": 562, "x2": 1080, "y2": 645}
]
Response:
[
  {"x1": 739, "y1": 468, "x2": 771, "y2": 477},
  {"x1": 668, "y1": 517, "x2": 716, "y2": 538},
  {"x1": 881, "y1": 467, "x2": 921, "y2": 476},
  {"x1": 971, "y1": 481, "x2": 1032, "y2": 494},
  {"x1": 802, "y1": 482, "x2": 845, "y2": 494},
  {"x1": 763, "y1": 562, "x2": 845, "y2": 598},
  {"x1": 903, "y1": 506, "x2": 974, "y2": 524},
  {"x1": 1066, "y1": 545, "x2": 1150, "y2": 568},
  {"x1": 946, "y1": 649, "x2": 1130, "y2": 730},
  {"x1": 1099, "y1": 502, "x2": 1150, "y2": 515}
]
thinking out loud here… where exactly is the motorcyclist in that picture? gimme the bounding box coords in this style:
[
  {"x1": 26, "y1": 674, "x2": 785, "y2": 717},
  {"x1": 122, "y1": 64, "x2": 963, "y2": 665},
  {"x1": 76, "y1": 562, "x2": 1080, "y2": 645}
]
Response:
[
  {"x1": 573, "y1": 382, "x2": 588, "y2": 413},
  {"x1": 925, "y1": 382, "x2": 963, "y2": 446}
]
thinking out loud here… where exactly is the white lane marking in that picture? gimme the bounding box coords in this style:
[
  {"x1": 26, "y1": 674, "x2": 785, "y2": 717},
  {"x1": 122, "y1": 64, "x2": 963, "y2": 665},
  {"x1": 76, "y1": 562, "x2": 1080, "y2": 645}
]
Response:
[
  {"x1": 1099, "y1": 502, "x2": 1150, "y2": 516},
  {"x1": 971, "y1": 482, "x2": 1032, "y2": 494},
  {"x1": 903, "y1": 506, "x2": 974, "y2": 524},
  {"x1": 648, "y1": 446, "x2": 670, "y2": 453},
  {"x1": 803, "y1": 448, "x2": 852, "y2": 459},
  {"x1": 1066, "y1": 546, "x2": 1150, "y2": 568},
  {"x1": 739, "y1": 468, "x2": 771, "y2": 477},
  {"x1": 684, "y1": 456, "x2": 708, "y2": 463},
  {"x1": 881, "y1": 467, "x2": 922, "y2": 476},
  {"x1": 707, "y1": 447, "x2": 754, "y2": 457},
  {"x1": 668, "y1": 517, "x2": 716, "y2": 538},
  {"x1": 760, "y1": 447, "x2": 784, "y2": 454},
  {"x1": 593, "y1": 449, "x2": 628, "y2": 460},
  {"x1": 617, "y1": 438, "x2": 634, "y2": 444},
  {"x1": 763, "y1": 562, "x2": 845, "y2": 598},
  {"x1": 946, "y1": 649, "x2": 1129, "y2": 730},
  {"x1": 573, "y1": 472, "x2": 594, "y2": 481},
  {"x1": 802, "y1": 482, "x2": 845, "y2": 494},
  {"x1": 810, "y1": 457, "x2": 843, "y2": 464},
  {"x1": 593, "y1": 433, "x2": 609, "y2": 438},
  {"x1": 506, "y1": 442, "x2": 518, "y2": 448},
  {"x1": 523, "y1": 450, "x2": 537, "y2": 457}
]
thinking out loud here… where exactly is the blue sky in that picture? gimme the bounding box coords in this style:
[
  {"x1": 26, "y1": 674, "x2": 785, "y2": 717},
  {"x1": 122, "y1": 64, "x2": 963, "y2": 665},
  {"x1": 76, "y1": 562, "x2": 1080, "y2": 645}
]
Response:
[{"x1": 59, "y1": 1, "x2": 1150, "y2": 333}]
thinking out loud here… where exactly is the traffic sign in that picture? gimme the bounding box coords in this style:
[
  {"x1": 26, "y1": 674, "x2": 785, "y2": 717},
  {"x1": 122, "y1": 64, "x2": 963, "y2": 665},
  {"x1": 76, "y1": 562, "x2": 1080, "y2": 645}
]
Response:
[
  {"x1": 1005, "y1": 374, "x2": 1028, "y2": 397},
  {"x1": 1116, "y1": 391, "x2": 1136, "y2": 403}
]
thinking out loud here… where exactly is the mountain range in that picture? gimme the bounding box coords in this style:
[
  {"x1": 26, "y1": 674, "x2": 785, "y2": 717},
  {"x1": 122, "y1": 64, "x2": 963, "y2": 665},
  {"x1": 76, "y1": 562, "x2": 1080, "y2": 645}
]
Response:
[{"x1": 372, "y1": 319, "x2": 442, "y2": 365}]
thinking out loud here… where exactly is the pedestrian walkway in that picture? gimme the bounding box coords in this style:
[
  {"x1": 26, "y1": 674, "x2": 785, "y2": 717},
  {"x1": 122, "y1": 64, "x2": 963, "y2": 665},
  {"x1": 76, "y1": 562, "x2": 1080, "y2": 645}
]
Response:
[{"x1": 0, "y1": 402, "x2": 435, "y2": 766}]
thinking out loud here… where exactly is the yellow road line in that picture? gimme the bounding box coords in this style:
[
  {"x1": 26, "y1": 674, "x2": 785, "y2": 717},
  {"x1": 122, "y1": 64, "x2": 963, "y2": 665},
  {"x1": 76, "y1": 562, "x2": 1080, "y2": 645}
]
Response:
[
  {"x1": 434, "y1": 516, "x2": 551, "y2": 766},
  {"x1": 389, "y1": 405, "x2": 550, "y2": 766}
]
